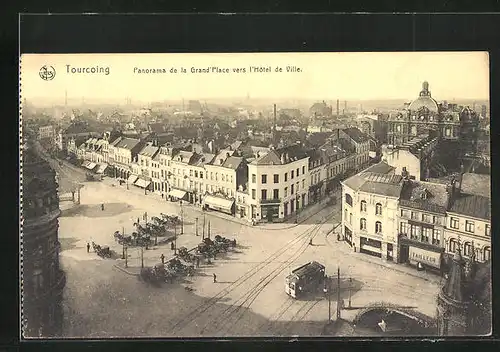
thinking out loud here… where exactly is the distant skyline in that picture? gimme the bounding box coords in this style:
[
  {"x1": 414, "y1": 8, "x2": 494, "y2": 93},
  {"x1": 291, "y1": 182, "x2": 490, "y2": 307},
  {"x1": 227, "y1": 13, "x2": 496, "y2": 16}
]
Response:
[{"x1": 21, "y1": 52, "x2": 489, "y2": 104}]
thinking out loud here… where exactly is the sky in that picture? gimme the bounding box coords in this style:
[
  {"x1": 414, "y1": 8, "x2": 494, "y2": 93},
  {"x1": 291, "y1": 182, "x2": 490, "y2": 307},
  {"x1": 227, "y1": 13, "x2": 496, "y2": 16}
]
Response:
[{"x1": 20, "y1": 52, "x2": 489, "y2": 103}]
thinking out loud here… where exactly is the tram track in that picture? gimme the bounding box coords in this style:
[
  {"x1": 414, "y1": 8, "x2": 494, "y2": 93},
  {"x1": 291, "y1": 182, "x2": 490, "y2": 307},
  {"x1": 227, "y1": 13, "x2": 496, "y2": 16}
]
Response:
[
  {"x1": 168, "y1": 210, "x2": 339, "y2": 334},
  {"x1": 201, "y1": 213, "x2": 337, "y2": 335}
]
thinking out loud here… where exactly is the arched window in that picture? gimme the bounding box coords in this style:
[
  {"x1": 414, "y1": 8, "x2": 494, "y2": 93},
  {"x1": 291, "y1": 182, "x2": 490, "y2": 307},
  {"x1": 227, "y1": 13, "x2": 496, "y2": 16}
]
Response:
[
  {"x1": 463, "y1": 242, "x2": 472, "y2": 256},
  {"x1": 375, "y1": 221, "x2": 382, "y2": 233},
  {"x1": 483, "y1": 247, "x2": 491, "y2": 262},
  {"x1": 411, "y1": 125, "x2": 417, "y2": 135},
  {"x1": 449, "y1": 239, "x2": 458, "y2": 253},
  {"x1": 360, "y1": 200, "x2": 367, "y2": 212},
  {"x1": 375, "y1": 203, "x2": 382, "y2": 215},
  {"x1": 345, "y1": 193, "x2": 353, "y2": 207},
  {"x1": 360, "y1": 218, "x2": 367, "y2": 230}
]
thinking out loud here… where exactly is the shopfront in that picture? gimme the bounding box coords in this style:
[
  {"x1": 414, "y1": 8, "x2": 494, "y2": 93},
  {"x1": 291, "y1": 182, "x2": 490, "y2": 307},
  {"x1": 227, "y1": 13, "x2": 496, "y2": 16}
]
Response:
[
  {"x1": 261, "y1": 204, "x2": 280, "y2": 223},
  {"x1": 360, "y1": 237, "x2": 382, "y2": 258},
  {"x1": 399, "y1": 236, "x2": 443, "y2": 272},
  {"x1": 168, "y1": 188, "x2": 187, "y2": 201},
  {"x1": 204, "y1": 195, "x2": 235, "y2": 215}
]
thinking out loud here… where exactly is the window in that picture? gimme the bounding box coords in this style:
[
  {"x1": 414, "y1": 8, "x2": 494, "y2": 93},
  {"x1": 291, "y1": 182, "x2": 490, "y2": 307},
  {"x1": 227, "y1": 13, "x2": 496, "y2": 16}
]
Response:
[
  {"x1": 251, "y1": 189, "x2": 256, "y2": 200},
  {"x1": 410, "y1": 225, "x2": 419, "y2": 240},
  {"x1": 296, "y1": 182, "x2": 299, "y2": 192},
  {"x1": 375, "y1": 203, "x2": 382, "y2": 215},
  {"x1": 252, "y1": 174, "x2": 256, "y2": 183},
  {"x1": 463, "y1": 242, "x2": 472, "y2": 256},
  {"x1": 485, "y1": 224, "x2": 490, "y2": 236},
  {"x1": 291, "y1": 170, "x2": 295, "y2": 179},
  {"x1": 421, "y1": 227, "x2": 431, "y2": 242},
  {"x1": 411, "y1": 211, "x2": 419, "y2": 220},
  {"x1": 296, "y1": 168, "x2": 300, "y2": 177},
  {"x1": 360, "y1": 200, "x2": 367, "y2": 212},
  {"x1": 221, "y1": 174, "x2": 225, "y2": 182},
  {"x1": 284, "y1": 173, "x2": 288, "y2": 182},
  {"x1": 401, "y1": 209, "x2": 410, "y2": 218},
  {"x1": 375, "y1": 221, "x2": 382, "y2": 233},
  {"x1": 273, "y1": 189, "x2": 279, "y2": 199},
  {"x1": 450, "y1": 217, "x2": 459, "y2": 229},
  {"x1": 284, "y1": 187, "x2": 288, "y2": 197},
  {"x1": 302, "y1": 180, "x2": 305, "y2": 189},
  {"x1": 422, "y1": 214, "x2": 431, "y2": 223},
  {"x1": 274, "y1": 174, "x2": 279, "y2": 183},
  {"x1": 360, "y1": 218, "x2": 367, "y2": 230},
  {"x1": 291, "y1": 184, "x2": 295, "y2": 195},
  {"x1": 449, "y1": 239, "x2": 458, "y2": 253},
  {"x1": 190, "y1": 170, "x2": 193, "y2": 177},
  {"x1": 432, "y1": 229, "x2": 441, "y2": 245},
  {"x1": 349, "y1": 213, "x2": 353, "y2": 224},
  {"x1": 200, "y1": 172, "x2": 203, "y2": 179},
  {"x1": 484, "y1": 247, "x2": 491, "y2": 261},
  {"x1": 433, "y1": 216, "x2": 438, "y2": 224},
  {"x1": 261, "y1": 189, "x2": 267, "y2": 200},
  {"x1": 195, "y1": 171, "x2": 198, "y2": 178},
  {"x1": 302, "y1": 166, "x2": 306, "y2": 174},
  {"x1": 262, "y1": 174, "x2": 267, "y2": 184},
  {"x1": 465, "y1": 220, "x2": 475, "y2": 233},
  {"x1": 211, "y1": 172, "x2": 214, "y2": 180},
  {"x1": 400, "y1": 222, "x2": 407, "y2": 234},
  {"x1": 345, "y1": 194, "x2": 353, "y2": 207},
  {"x1": 215, "y1": 173, "x2": 218, "y2": 181}
]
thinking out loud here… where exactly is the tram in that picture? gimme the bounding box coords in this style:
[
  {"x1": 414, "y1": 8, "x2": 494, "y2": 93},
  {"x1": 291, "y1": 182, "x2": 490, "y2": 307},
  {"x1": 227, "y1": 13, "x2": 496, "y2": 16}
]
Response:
[{"x1": 285, "y1": 261, "x2": 326, "y2": 299}]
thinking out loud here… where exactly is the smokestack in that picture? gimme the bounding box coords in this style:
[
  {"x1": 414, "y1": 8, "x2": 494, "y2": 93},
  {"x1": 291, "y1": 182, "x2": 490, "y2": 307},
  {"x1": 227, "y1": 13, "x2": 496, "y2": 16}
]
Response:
[
  {"x1": 336, "y1": 99, "x2": 340, "y2": 116},
  {"x1": 344, "y1": 100, "x2": 347, "y2": 112}
]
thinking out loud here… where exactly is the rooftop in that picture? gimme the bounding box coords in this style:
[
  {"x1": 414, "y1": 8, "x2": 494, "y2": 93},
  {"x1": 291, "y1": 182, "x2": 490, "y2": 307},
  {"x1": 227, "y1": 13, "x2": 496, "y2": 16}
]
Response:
[
  {"x1": 460, "y1": 173, "x2": 491, "y2": 199},
  {"x1": 448, "y1": 193, "x2": 491, "y2": 220},
  {"x1": 114, "y1": 137, "x2": 141, "y2": 150},
  {"x1": 363, "y1": 161, "x2": 395, "y2": 174},
  {"x1": 139, "y1": 144, "x2": 160, "y2": 158},
  {"x1": 223, "y1": 156, "x2": 244, "y2": 170},
  {"x1": 342, "y1": 127, "x2": 370, "y2": 143},
  {"x1": 400, "y1": 180, "x2": 450, "y2": 213},
  {"x1": 343, "y1": 169, "x2": 404, "y2": 198}
]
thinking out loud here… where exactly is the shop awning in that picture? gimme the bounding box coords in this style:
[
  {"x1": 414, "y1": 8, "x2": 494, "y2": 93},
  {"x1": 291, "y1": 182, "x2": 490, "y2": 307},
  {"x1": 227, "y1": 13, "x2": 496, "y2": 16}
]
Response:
[
  {"x1": 409, "y1": 246, "x2": 441, "y2": 269},
  {"x1": 169, "y1": 189, "x2": 187, "y2": 199},
  {"x1": 82, "y1": 160, "x2": 91, "y2": 168},
  {"x1": 204, "y1": 195, "x2": 234, "y2": 212},
  {"x1": 127, "y1": 174, "x2": 138, "y2": 184},
  {"x1": 95, "y1": 163, "x2": 108, "y2": 174},
  {"x1": 134, "y1": 177, "x2": 151, "y2": 188},
  {"x1": 360, "y1": 244, "x2": 381, "y2": 253},
  {"x1": 86, "y1": 162, "x2": 97, "y2": 170}
]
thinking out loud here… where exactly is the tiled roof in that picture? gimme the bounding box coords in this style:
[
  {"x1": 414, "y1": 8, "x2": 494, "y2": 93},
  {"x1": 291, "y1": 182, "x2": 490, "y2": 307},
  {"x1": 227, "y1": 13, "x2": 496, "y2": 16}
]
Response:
[
  {"x1": 400, "y1": 181, "x2": 450, "y2": 213},
  {"x1": 448, "y1": 193, "x2": 491, "y2": 220},
  {"x1": 460, "y1": 173, "x2": 491, "y2": 199},
  {"x1": 223, "y1": 156, "x2": 244, "y2": 170},
  {"x1": 114, "y1": 137, "x2": 141, "y2": 150},
  {"x1": 343, "y1": 171, "x2": 404, "y2": 198},
  {"x1": 139, "y1": 145, "x2": 160, "y2": 158},
  {"x1": 342, "y1": 127, "x2": 370, "y2": 143},
  {"x1": 363, "y1": 161, "x2": 395, "y2": 175}
]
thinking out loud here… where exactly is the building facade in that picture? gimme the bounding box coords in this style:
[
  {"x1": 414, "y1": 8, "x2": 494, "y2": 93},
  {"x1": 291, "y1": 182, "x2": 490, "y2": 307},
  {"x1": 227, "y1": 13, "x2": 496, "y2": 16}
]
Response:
[
  {"x1": 247, "y1": 145, "x2": 310, "y2": 222},
  {"x1": 22, "y1": 143, "x2": 66, "y2": 337}
]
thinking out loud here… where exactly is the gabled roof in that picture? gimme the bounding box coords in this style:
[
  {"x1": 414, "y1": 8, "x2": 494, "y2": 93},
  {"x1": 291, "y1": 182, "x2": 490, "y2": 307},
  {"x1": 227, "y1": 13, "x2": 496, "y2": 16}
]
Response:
[
  {"x1": 176, "y1": 150, "x2": 194, "y2": 163},
  {"x1": 342, "y1": 127, "x2": 370, "y2": 143},
  {"x1": 252, "y1": 150, "x2": 282, "y2": 165},
  {"x1": 223, "y1": 156, "x2": 244, "y2": 170},
  {"x1": 363, "y1": 161, "x2": 395, "y2": 174},
  {"x1": 460, "y1": 173, "x2": 491, "y2": 199},
  {"x1": 400, "y1": 180, "x2": 450, "y2": 213},
  {"x1": 448, "y1": 193, "x2": 491, "y2": 220}
]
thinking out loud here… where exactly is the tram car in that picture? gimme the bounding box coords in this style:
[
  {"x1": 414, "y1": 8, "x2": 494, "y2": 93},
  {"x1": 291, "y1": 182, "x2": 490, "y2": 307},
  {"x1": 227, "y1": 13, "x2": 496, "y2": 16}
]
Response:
[{"x1": 285, "y1": 261, "x2": 326, "y2": 299}]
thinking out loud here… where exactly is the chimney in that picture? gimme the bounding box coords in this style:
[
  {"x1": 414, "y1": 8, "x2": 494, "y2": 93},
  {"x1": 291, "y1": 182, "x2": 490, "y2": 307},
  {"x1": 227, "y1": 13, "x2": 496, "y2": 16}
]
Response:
[{"x1": 336, "y1": 99, "x2": 340, "y2": 116}]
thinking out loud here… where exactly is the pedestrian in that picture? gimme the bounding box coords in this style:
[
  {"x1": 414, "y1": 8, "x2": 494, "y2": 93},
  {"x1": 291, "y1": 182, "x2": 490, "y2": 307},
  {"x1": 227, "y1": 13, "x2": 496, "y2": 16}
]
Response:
[
  {"x1": 86, "y1": 242, "x2": 90, "y2": 253},
  {"x1": 171, "y1": 242, "x2": 175, "y2": 251},
  {"x1": 353, "y1": 244, "x2": 357, "y2": 253},
  {"x1": 161, "y1": 193, "x2": 164, "y2": 199},
  {"x1": 101, "y1": 203, "x2": 105, "y2": 211},
  {"x1": 213, "y1": 273, "x2": 217, "y2": 283},
  {"x1": 137, "y1": 217, "x2": 140, "y2": 225},
  {"x1": 309, "y1": 238, "x2": 313, "y2": 246},
  {"x1": 160, "y1": 253, "x2": 165, "y2": 264}
]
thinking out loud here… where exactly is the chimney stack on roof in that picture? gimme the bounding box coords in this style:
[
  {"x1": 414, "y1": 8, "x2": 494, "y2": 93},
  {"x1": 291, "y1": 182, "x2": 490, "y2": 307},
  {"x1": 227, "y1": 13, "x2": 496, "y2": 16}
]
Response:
[{"x1": 336, "y1": 99, "x2": 340, "y2": 116}]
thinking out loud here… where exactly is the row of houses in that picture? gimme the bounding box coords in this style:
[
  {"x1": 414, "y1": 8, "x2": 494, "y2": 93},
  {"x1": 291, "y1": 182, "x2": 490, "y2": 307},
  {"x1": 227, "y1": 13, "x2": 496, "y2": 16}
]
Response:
[
  {"x1": 341, "y1": 160, "x2": 491, "y2": 270},
  {"x1": 72, "y1": 127, "x2": 373, "y2": 223}
]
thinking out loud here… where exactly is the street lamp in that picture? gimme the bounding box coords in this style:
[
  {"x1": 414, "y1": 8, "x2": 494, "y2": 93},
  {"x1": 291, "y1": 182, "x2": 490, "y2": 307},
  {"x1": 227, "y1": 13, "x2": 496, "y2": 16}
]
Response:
[{"x1": 195, "y1": 217, "x2": 199, "y2": 236}]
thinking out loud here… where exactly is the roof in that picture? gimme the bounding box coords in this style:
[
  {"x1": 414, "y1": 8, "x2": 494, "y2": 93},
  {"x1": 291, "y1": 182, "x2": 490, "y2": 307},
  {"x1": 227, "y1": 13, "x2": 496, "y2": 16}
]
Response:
[
  {"x1": 343, "y1": 171, "x2": 404, "y2": 198},
  {"x1": 114, "y1": 137, "x2": 141, "y2": 150},
  {"x1": 223, "y1": 156, "x2": 244, "y2": 170},
  {"x1": 460, "y1": 173, "x2": 491, "y2": 199},
  {"x1": 64, "y1": 123, "x2": 95, "y2": 135},
  {"x1": 400, "y1": 181, "x2": 450, "y2": 213},
  {"x1": 139, "y1": 144, "x2": 160, "y2": 158},
  {"x1": 148, "y1": 123, "x2": 167, "y2": 133},
  {"x1": 409, "y1": 96, "x2": 439, "y2": 112},
  {"x1": 448, "y1": 193, "x2": 491, "y2": 220},
  {"x1": 363, "y1": 161, "x2": 395, "y2": 174},
  {"x1": 342, "y1": 127, "x2": 370, "y2": 143},
  {"x1": 176, "y1": 150, "x2": 194, "y2": 163},
  {"x1": 291, "y1": 261, "x2": 325, "y2": 278}
]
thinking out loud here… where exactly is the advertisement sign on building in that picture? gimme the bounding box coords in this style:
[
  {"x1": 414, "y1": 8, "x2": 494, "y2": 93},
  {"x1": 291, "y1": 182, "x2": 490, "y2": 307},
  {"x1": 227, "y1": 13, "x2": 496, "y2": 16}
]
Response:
[{"x1": 409, "y1": 246, "x2": 441, "y2": 269}]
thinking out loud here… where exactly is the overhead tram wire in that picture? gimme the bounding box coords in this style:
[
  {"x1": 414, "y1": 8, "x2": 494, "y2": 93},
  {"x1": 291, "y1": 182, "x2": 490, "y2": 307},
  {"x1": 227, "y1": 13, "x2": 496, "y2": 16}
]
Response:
[{"x1": 168, "y1": 209, "x2": 339, "y2": 334}]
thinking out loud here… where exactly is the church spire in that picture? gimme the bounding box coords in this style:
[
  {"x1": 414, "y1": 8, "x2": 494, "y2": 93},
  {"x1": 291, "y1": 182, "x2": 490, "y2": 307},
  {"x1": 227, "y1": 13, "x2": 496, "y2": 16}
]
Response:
[{"x1": 442, "y1": 247, "x2": 466, "y2": 302}]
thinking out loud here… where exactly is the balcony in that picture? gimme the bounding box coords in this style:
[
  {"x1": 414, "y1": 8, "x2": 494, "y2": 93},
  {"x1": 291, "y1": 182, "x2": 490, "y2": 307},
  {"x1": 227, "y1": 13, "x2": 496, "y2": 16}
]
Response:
[{"x1": 260, "y1": 198, "x2": 281, "y2": 205}]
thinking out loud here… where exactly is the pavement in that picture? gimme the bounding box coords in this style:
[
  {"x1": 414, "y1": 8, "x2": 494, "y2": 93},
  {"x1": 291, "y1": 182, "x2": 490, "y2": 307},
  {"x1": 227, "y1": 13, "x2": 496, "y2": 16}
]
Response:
[{"x1": 45, "y1": 150, "x2": 442, "y2": 337}]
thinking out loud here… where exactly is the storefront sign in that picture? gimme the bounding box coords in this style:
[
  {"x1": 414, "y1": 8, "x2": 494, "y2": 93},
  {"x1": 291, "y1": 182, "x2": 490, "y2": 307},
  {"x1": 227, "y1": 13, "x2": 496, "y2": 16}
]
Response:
[{"x1": 409, "y1": 246, "x2": 441, "y2": 269}]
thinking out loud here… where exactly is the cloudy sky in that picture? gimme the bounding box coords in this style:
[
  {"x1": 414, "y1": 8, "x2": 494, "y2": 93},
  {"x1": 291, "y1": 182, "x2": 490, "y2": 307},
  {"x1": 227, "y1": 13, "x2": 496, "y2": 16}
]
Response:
[{"x1": 21, "y1": 52, "x2": 489, "y2": 103}]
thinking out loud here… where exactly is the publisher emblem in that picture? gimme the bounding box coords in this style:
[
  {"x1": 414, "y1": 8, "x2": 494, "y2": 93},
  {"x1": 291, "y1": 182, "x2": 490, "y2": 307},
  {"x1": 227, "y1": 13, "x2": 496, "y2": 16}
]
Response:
[{"x1": 39, "y1": 65, "x2": 56, "y2": 81}]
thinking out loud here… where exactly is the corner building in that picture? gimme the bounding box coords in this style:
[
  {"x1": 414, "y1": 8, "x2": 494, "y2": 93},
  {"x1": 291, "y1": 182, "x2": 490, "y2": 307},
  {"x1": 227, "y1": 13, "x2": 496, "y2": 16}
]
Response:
[{"x1": 22, "y1": 144, "x2": 66, "y2": 337}]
